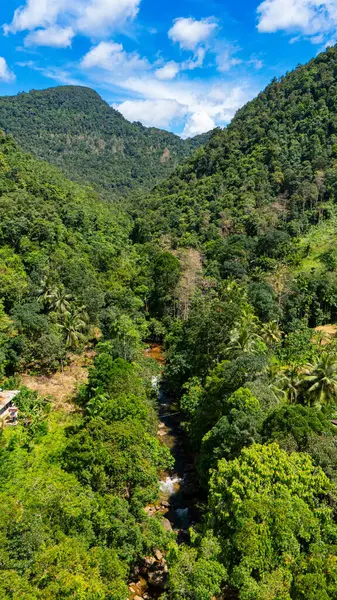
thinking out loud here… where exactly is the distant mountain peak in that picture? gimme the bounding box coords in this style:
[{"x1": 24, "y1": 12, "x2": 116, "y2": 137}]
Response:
[{"x1": 0, "y1": 85, "x2": 211, "y2": 198}]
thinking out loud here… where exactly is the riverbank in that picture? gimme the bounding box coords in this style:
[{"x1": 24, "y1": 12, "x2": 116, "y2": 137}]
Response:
[{"x1": 128, "y1": 344, "x2": 200, "y2": 600}]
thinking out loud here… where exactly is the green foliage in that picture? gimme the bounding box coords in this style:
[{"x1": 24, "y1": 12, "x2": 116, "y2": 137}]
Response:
[
  {"x1": 4, "y1": 45, "x2": 337, "y2": 600},
  {"x1": 208, "y1": 443, "x2": 335, "y2": 600},
  {"x1": 0, "y1": 131, "x2": 154, "y2": 373},
  {"x1": 165, "y1": 533, "x2": 227, "y2": 600},
  {"x1": 262, "y1": 404, "x2": 334, "y2": 449},
  {"x1": 198, "y1": 388, "x2": 263, "y2": 482},
  {"x1": 150, "y1": 251, "x2": 181, "y2": 317},
  {"x1": 0, "y1": 86, "x2": 209, "y2": 198}
]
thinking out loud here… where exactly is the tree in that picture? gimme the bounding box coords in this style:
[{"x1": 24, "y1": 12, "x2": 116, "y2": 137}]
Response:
[
  {"x1": 302, "y1": 352, "x2": 337, "y2": 406},
  {"x1": 165, "y1": 534, "x2": 227, "y2": 600},
  {"x1": 261, "y1": 321, "x2": 283, "y2": 346},
  {"x1": 44, "y1": 285, "x2": 72, "y2": 316},
  {"x1": 198, "y1": 388, "x2": 262, "y2": 483},
  {"x1": 57, "y1": 305, "x2": 88, "y2": 349},
  {"x1": 262, "y1": 405, "x2": 334, "y2": 451},
  {"x1": 208, "y1": 443, "x2": 334, "y2": 600},
  {"x1": 150, "y1": 251, "x2": 181, "y2": 317},
  {"x1": 226, "y1": 308, "x2": 266, "y2": 357}
]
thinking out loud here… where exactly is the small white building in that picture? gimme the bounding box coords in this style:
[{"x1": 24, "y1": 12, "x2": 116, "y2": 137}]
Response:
[{"x1": 0, "y1": 390, "x2": 19, "y2": 425}]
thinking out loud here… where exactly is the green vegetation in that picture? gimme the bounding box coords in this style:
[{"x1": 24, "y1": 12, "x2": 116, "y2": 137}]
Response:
[
  {"x1": 3, "y1": 44, "x2": 337, "y2": 600},
  {"x1": 0, "y1": 129, "x2": 179, "y2": 598},
  {"x1": 0, "y1": 85, "x2": 209, "y2": 198}
]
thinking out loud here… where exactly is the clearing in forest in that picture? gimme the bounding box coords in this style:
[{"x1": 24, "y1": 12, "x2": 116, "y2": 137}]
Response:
[{"x1": 20, "y1": 350, "x2": 95, "y2": 411}]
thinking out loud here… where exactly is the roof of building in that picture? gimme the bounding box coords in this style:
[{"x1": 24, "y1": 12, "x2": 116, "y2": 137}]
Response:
[{"x1": 0, "y1": 390, "x2": 20, "y2": 410}]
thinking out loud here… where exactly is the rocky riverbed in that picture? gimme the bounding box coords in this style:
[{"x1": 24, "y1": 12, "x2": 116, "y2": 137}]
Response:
[{"x1": 128, "y1": 345, "x2": 199, "y2": 600}]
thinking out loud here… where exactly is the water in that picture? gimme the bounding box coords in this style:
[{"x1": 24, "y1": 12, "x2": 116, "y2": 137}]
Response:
[
  {"x1": 175, "y1": 507, "x2": 189, "y2": 528},
  {"x1": 130, "y1": 345, "x2": 199, "y2": 599},
  {"x1": 159, "y1": 475, "x2": 182, "y2": 496},
  {"x1": 151, "y1": 375, "x2": 160, "y2": 390}
]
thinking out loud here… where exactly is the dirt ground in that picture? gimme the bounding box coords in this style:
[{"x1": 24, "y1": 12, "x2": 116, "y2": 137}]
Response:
[
  {"x1": 314, "y1": 324, "x2": 337, "y2": 345},
  {"x1": 21, "y1": 350, "x2": 95, "y2": 411}
]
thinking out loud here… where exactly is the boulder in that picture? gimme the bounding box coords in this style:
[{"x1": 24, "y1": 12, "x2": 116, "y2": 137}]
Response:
[
  {"x1": 154, "y1": 549, "x2": 163, "y2": 561},
  {"x1": 161, "y1": 517, "x2": 173, "y2": 532}
]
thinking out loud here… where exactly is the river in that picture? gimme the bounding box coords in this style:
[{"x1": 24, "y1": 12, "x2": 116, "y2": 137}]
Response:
[
  {"x1": 150, "y1": 344, "x2": 199, "y2": 534},
  {"x1": 128, "y1": 344, "x2": 199, "y2": 599}
]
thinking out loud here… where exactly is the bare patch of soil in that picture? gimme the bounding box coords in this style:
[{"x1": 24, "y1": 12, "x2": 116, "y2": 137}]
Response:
[
  {"x1": 314, "y1": 324, "x2": 337, "y2": 345},
  {"x1": 21, "y1": 350, "x2": 95, "y2": 411}
]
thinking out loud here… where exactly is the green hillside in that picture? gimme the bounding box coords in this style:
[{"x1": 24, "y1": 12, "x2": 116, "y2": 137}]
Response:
[
  {"x1": 137, "y1": 45, "x2": 337, "y2": 249},
  {"x1": 3, "y1": 46, "x2": 337, "y2": 600},
  {"x1": 0, "y1": 85, "x2": 208, "y2": 198}
]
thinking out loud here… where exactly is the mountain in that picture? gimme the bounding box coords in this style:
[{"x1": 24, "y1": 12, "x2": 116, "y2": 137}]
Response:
[
  {"x1": 0, "y1": 131, "x2": 177, "y2": 598},
  {"x1": 3, "y1": 43, "x2": 337, "y2": 600},
  {"x1": 136, "y1": 45, "x2": 337, "y2": 253},
  {"x1": 0, "y1": 85, "x2": 209, "y2": 198}
]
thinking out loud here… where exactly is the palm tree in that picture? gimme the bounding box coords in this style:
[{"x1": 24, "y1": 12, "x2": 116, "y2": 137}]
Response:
[
  {"x1": 48, "y1": 286, "x2": 72, "y2": 316},
  {"x1": 302, "y1": 353, "x2": 337, "y2": 406},
  {"x1": 267, "y1": 362, "x2": 300, "y2": 404},
  {"x1": 227, "y1": 309, "x2": 261, "y2": 356},
  {"x1": 261, "y1": 321, "x2": 283, "y2": 346},
  {"x1": 280, "y1": 364, "x2": 301, "y2": 404},
  {"x1": 227, "y1": 326, "x2": 260, "y2": 355},
  {"x1": 58, "y1": 306, "x2": 88, "y2": 349},
  {"x1": 39, "y1": 281, "x2": 72, "y2": 316},
  {"x1": 38, "y1": 274, "x2": 57, "y2": 306}
]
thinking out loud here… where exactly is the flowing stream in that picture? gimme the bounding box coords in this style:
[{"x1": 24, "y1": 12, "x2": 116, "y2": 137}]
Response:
[
  {"x1": 150, "y1": 344, "x2": 198, "y2": 533},
  {"x1": 128, "y1": 344, "x2": 198, "y2": 599}
]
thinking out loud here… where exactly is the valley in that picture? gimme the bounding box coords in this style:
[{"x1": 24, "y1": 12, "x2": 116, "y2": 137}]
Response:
[{"x1": 2, "y1": 43, "x2": 337, "y2": 600}]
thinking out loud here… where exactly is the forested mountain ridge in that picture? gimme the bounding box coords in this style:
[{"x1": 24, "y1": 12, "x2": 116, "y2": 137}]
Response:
[
  {"x1": 4, "y1": 44, "x2": 337, "y2": 600},
  {"x1": 0, "y1": 85, "x2": 209, "y2": 198},
  {"x1": 136, "y1": 45, "x2": 337, "y2": 250},
  {"x1": 0, "y1": 129, "x2": 179, "y2": 598}
]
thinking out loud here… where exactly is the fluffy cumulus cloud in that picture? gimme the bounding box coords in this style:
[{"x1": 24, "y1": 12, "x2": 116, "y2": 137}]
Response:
[
  {"x1": 155, "y1": 61, "x2": 180, "y2": 80},
  {"x1": 3, "y1": 0, "x2": 141, "y2": 43},
  {"x1": 115, "y1": 98, "x2": 187, "y2": 128},
  {"x1": 81, "y1": 41, "x2": 254, "y2": 135},
  {"x1": 182, "y1": 112, "x2": 215, "y2": 137},
  {"x1": 0, "y1": 57, "x2": 15, "y2": 82},
  {"x1": 24, "y1": 25, "x2": 74, "y2": 47},
  {"x1": 81, "y1": 41, "x2": 149, "y2": 75},
  {"x1": 168, "y1": 17, "x2": 218, "y2": 50},
  {"x1": 257, "y1": 0, "x2": 337, "y2": 44},
  {"x1": 3, "y1": 0, "x2": 66, "y2": 35}
]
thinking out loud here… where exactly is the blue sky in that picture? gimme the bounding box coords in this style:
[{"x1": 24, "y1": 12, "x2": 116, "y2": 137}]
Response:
[{"x1": 0, "y1": 0, "x2": 336, "y2": 137}]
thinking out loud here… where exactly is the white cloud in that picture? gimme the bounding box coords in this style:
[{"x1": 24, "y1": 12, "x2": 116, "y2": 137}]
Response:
[
  {"x1": 0, "y1": 57, "x2": 15, "y2": 82},
  {"x1": 182, "y1": 111, "x2": 215, "y2": 137},
  {"x1": 116, "y1": 98, "x2": 187, "y2": 128},
  {"x1": 155, "y1": 61, "x2": 180, "y2": 80},
  {"x1": 216, "y1": 45, "x2": 242, "y2": 72},
  {"x1": 4, "y1": 0, "x2": 66, "y2": 35},
  {"x1": 4, "y1": 0, "x2": 141, "y2": 39},
  {"x1": 77, "y1": 0, "x2": 141, "y2": 36},
  {"x1": 24, "y1": 25, "x2": 74, "y2": 47},
  {"x1": 80, "y1": 38, "x2": 255, "y2": 133},
  {"x1": 99, "y1": 69, "x2": 254, "y2": 134},
  {"x1": 168, "y1": 17, "x2": 218, "y2": 50},
  {"x1": 257, "y1": 0, "x2": 337, "y2": 44},
  {"x1": 81, "y1": 41, "x2": 149, "y2": 74}
]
